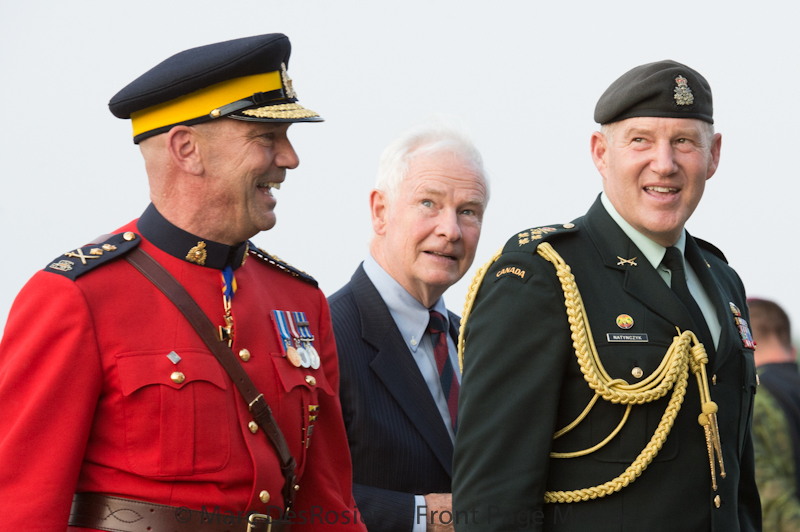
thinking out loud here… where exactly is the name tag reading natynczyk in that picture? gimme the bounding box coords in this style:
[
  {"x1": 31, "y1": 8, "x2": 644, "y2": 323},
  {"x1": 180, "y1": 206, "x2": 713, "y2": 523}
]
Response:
[{"x1": 607, "y1": 333, "x2": 649, "y2": 343}]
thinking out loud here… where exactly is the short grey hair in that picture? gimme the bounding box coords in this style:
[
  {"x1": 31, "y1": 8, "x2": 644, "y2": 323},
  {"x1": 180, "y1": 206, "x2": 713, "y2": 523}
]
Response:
[
  {"x1": 600, "y1": 120, "x2": 716, "y2": 148},
  {"x1": 375, "y1": 116, "x2": 489, "y2": 203}
]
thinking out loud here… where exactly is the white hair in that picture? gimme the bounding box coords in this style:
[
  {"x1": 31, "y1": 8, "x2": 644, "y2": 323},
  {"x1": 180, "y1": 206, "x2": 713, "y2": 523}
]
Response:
[{"x1": 375, "y1": 115, "x2": 489, "y2": 204}]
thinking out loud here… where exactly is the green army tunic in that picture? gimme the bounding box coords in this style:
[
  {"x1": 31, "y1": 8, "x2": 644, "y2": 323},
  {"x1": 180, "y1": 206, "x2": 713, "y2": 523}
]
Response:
[{"x1": 453, "y1": 197, "x2": 761, "y2": 531}]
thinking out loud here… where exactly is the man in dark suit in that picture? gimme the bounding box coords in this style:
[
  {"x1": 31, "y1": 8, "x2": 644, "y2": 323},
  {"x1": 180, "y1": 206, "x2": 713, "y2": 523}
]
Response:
[
  {"x1": 329, "y1": 118, "x2": 489, "y2": 532},
  {"x1": 453, "y1": 61, "x2": 761, "y2": 531}
]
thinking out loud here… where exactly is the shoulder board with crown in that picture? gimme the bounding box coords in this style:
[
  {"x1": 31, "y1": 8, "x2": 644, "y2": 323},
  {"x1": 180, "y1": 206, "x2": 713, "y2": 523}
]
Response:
[
  {"x1": 503, "y1": 223, "x2": 580, "y2": 254},
  {"x1": 44, "y1": 231, "x2": 142, "y2": 281},
  {"x1": 694, "y1": 237, "x2": 728, "y2": 264},
  {"x1": 248, "y1": 244, "x2": 318, "y2": 287}
]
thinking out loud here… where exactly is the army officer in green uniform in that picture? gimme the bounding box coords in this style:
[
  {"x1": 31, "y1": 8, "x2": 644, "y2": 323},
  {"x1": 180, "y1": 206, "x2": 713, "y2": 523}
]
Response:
[{"x1": 452, "y1": 61, "x2": 761, "y2": 531}]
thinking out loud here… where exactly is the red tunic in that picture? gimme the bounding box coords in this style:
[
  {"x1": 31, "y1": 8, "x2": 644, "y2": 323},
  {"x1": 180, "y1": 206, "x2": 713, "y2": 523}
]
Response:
[{"x1": 0, "y1": 211, "x2": 365, "y2": 532}]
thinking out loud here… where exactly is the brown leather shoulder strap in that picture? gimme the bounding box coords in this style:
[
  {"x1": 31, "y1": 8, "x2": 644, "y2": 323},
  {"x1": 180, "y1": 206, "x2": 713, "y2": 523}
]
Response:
[{"x1": 125, "y1": 247, "x2": 297, "y2": 511}]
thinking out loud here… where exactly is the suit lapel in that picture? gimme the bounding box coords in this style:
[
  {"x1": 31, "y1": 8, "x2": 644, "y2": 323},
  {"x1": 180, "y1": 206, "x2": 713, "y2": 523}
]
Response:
[
  {"x1": 349, "y1": 266, "x2": 454, "y2": 477},
  {"x1": 683, "y1": 235, "x2": 737, "y2": 370}
]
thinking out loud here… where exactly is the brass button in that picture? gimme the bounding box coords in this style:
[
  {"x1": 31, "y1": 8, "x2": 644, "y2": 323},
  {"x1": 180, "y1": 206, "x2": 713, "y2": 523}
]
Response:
[
  {"x1": 259, "y1": 490, "x2": 270, "y2": 503},
  {"x1": 712, "y1": 374, "x2": 717, "y2": 386},
  {"x1": 756, "y1": 374, "x2": 761, "y2": 386},
  {"x1": 563, "y1": 223, "x2": 575, "y2": 229},
  {"x1": 248, "y1": 421, "x2": 258, "y2": 434},
  {"x1": 239, "y1": 348, "x2": 251, "y2": 362},
  {"x1": 294, "y1": 484, "x2": 300, "y2": 491},
  {"x1": 305, "y1": 375, "x2": 316, "y2": 386},
  {"x1": 714, "y1": 495, "x2": 721, "y2": 508},
  {"x1": 631, "y1": 367, "x2": 643, "y2": 379},
  {"x1": 210, "y1": 109, "x2": 221, "y2": 118},
  {"x1": 123, "y1": 232, "x2": 136, "y2": 241},
  {"x1": 170, "y1": 371, "x2": 185, "y2": 384}
]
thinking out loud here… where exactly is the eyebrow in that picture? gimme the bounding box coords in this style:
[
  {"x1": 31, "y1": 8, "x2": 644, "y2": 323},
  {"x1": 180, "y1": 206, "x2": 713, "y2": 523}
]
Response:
[{"x1": 625, "y1": 127, "x2": 702, "y2": 139}]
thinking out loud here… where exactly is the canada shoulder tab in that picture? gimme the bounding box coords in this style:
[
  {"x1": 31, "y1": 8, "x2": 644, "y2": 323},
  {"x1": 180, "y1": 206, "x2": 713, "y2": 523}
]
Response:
[
  {"x1": 248, "y1": 244, "x2": 318, "y2": 288},
  {"x1": 503, "y1": 223, "x2": 580, "y2": 254},
  {"x1": 44, "y1": 232, "x2": 142, "y2": 281},
  {"x1": 694, "y1": 237, "x2": 728, "y2": 264}
]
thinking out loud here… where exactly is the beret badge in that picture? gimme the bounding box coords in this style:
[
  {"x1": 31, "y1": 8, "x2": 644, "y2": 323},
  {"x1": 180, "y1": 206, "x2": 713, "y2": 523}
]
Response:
[{"x1": 673, "y1": 75, "x2": 694, "y2": 106}]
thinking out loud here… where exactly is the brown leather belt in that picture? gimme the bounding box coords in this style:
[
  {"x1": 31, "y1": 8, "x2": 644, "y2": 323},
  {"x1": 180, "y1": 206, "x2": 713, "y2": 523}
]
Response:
[{"x1": 69, "y1": 493, "x2": 290, "y2": 532}]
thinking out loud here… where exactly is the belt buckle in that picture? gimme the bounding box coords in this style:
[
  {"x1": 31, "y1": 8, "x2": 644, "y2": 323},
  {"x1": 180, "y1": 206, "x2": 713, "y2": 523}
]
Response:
[{"x1": 247, "y1": 513, "x2": 272, "y2": 532}]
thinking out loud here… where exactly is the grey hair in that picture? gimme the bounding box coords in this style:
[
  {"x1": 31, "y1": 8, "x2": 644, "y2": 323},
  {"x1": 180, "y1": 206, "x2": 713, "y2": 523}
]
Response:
[
  {"x1": 600, "y1": 121, "x2": 716, "y2": 148},
  {"x1": 375, "y1": 115, "x2": 489, "y2": 204}
]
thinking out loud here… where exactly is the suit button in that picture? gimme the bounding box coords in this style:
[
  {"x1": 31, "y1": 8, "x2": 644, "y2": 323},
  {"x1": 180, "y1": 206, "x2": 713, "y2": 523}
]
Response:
[
  {"x1": 714, "y1": 495, "x2": 721, "y2": 508},
  {"x1": 631, "y1": 367, "x2": 643, "y2": 379},
  {"x1": 170, "y1": 371, "x2": 185, "y2": 384},
  {"x1": 305, "y1": 375, "x2": 316, "y2": 386},
  {"x1": 259, "y1": 490, "x2": 270, "y2": 503},
  {"x1": 248, "y1": 421, "x2": 258, "y2": 434},
  {"x1": 712, "y1": 374, "x2": 717, "y2": 385},
  {"x1": 239, "y1": 348, "x2": 251, "y2": 362}
]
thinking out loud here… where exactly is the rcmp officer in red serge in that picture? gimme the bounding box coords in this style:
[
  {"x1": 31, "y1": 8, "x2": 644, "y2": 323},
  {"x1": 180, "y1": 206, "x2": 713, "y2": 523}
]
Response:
[
  {"x1": 0, "y1": 34, "x2": 366, "y2": 532},
  {"x1": 453, "y1": 61, "x2": 762, "y2": 531}
]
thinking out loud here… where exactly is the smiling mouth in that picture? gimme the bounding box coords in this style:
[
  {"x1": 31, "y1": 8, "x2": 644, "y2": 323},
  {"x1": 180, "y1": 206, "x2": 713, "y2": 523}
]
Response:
[
  {"x1": 424, "y1": 251, "x2": 457, "y2": 261},
  {"x1": 644, "y1": 185, "x2": 679, "y2": 194},
  {"x1": 257, "y1": 182, "x2": 282, "y2": 195}
]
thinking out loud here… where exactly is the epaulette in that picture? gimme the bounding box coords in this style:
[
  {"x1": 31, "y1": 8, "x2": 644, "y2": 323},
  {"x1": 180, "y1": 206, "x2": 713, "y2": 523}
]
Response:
[
  {"x1": 248, "y1": 244, "x2": 318, "y2": 288},
  {"x1": 694, "y1": 237, "x2": 728, "y2": 264},
  {"x1": 503, "y1": 222, "x2": 580, "y2": 254},
  {"x1": 44, "y1": 231, "x2": 142, "y2": 281}
]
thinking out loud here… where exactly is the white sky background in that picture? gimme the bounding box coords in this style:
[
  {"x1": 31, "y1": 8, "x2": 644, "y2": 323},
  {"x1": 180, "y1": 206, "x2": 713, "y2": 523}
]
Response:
[{"x1": 1, "y1": 1, "x2": 798, "y2": 338}]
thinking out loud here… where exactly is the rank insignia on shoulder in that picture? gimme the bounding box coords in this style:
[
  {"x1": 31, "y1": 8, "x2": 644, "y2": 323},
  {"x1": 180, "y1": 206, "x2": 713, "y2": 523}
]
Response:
[
  {"x1": 45, "y1": 232, "x2": 141, "y2": 281},
  {"x1": 248, "y1": 244, "x2": 318, "y2": 287},
  {"x1": 506, "y1": 223, "x2": 579, "y2": 253},
  {"x1": 494, "y1": 266, "x2": 529, "y2": 283}
]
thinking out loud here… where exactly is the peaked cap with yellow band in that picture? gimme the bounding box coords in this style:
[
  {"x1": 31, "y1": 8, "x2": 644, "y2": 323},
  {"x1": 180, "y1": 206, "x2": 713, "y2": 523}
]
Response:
[{"x1": 109, "y1": 33, "x2": 322, "y2": 144}]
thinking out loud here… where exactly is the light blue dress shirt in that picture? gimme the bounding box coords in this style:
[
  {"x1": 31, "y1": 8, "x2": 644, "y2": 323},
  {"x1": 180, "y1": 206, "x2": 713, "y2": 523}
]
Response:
[{"x1": 363, "y1": 254, "x2": 461, "y2": 531}]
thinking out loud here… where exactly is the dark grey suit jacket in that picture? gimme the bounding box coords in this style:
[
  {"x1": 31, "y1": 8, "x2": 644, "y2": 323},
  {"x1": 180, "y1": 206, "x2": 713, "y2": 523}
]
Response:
[{"x1": 329, "y1": 265, "x2": 457, "y2": 532}]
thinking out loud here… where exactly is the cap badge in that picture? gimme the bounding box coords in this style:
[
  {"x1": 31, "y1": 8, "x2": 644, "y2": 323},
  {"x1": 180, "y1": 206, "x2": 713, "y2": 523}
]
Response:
[
  {"x1": 186, "y1": 241, "x2": 207, "y2": 266},
  {"x1": 281, "y1": 62, "x2": 297, "y2": 99},
  {"x1": 674, "y1": 75, "x2": 694, "y2": 106},
  {"x1": 616, "y1": 314, "x2": 634, "y2": 330}
]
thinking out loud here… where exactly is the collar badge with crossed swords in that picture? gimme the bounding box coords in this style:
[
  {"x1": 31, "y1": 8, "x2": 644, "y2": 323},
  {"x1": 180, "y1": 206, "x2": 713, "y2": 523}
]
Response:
[{"x1": 617, "y1": 256, "x2": 638, "y2": 267}]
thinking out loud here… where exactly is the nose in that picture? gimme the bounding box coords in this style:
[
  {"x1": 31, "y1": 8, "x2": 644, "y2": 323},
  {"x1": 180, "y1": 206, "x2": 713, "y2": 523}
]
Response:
[
  {"x1": 437, "y1": 209, "x2": 462, "y2": 242},
  {"x1": 650, "y1": 141, "x2": 678, "y2": 176},
  {"x1": 276, "y1": 137, "x2": 299, "y2": 169}
]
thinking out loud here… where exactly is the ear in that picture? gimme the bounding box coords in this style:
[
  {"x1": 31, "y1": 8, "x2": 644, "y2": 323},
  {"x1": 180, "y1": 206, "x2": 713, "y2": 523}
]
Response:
[
  {"x1": 590, "y1": 131, "x2": 609, "y2": 177},
  {"x1": 706, "y1": 133, "x2": 722, "y2": 180},
  {"x1": 369, "y1": 189, "x2": 389, "y2": 236},
  {"x1": 165, "y1": 126, "x2": 205, "y2": 176}
]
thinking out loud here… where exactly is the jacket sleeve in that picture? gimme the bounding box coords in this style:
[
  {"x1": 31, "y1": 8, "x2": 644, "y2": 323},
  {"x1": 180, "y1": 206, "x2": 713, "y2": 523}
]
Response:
[
  {"x1": 453, "y1": 251, "x2": 572, "y2": 531},
  {"x1": 353, "y1": 483, "x2": 416, "y2": 532},
  {"x1": 0, "y1": 272, "x2": 104, "y2": 531}
]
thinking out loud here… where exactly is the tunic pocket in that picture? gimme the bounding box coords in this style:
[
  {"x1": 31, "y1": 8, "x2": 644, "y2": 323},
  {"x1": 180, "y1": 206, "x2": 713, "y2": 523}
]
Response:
[
  {"x1": 117, "y1": 350, "x2": 231, "y2": 477},
  {"x1": 270, "y1": 353, "x2": 334, "y2": 475}
]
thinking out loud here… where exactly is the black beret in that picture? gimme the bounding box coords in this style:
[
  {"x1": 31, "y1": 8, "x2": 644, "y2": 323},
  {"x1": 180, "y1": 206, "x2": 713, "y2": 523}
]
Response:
[
  {"x1": 109, "y1": 33, "x2": 321, "y2": 143},
  {"x1": 594, "y1": 60, "x2": 713, "y2": 125}
]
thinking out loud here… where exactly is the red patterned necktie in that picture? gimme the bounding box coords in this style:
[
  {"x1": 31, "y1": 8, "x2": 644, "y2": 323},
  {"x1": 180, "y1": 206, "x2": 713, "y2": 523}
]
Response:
[{"x1": 428, "y1": 310, "x2": 459, "y2": 432}]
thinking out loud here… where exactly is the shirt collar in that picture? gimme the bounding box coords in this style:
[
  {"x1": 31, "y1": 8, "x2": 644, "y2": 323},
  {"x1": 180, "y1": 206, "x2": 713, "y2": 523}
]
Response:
[
  {"x1": 136, "y1": 203, "x2": 249, "y2": 271},
  {"x1": 600, "y1": 192, "x2": 686, "y2": 269},
  {"x1": 363, "y1": 253, "x2": 449, "y2": 353}
]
